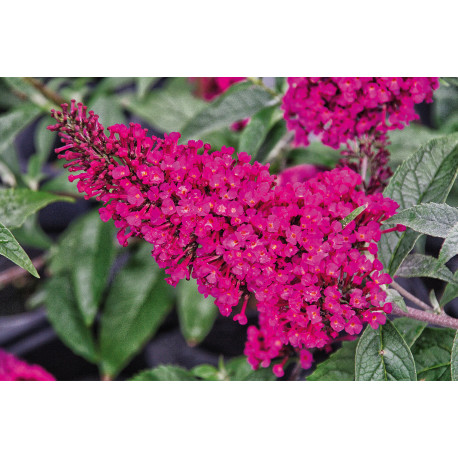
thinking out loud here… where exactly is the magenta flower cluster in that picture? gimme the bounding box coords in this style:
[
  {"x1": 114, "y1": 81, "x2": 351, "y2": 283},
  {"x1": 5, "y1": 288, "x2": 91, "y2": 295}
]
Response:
[
  {"x1": 0, "y1": 349, "x2": 55, "y2": 381},
  {"x1": 282, "y1": 77, "x2": 439, "y2": 149},
  {"x1": 49, "y1": 101, "x2": 403, "y2": 374}
]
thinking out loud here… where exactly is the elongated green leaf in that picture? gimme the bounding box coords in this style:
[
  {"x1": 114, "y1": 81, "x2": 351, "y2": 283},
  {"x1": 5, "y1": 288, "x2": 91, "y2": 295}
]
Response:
[
  {"x1": 25, "y1": 117, "x2": 55, "y2": 188},
  {"x1": 181, "y1": 81, "x2": 277, "y2": 140},
  {"x1": 396, "y1": 254, "x2": 456, "y2": 283},
  {"x1": 392, "y1": 318, "x2": 427, "y2": 347},
  {"x1": 0, "y1": 222, "x2": 39, "y2": 277},
  {"x1": 136, "y1": 77, "x2": 159, "y2": 99},
  {"x1": 307, "y1": 340, "x2": 358, "y2": 381},
  {"x1": 56, "y1": 211, "x2": 117, "y2": 326},
  {"x1": 122, "y1": 78, "x2": 205, "y2": 132},
  {"x1": 384, "y1": 203, "x2": 458, "y2": 238},
  {"x1": 0, "y1": 188, "x2": 73, "y2": 229},
  {"x1": 177, "y1": 278, "x2": 217, "y2": 346},
  {"x1": 130, "y1": 365, "x2": 197, "y2": 381},
  {"x1": 441, "y1": 77, "x2": 458, "y2": 87},
  {"x1": 438, "y1": 222, "x2": 458, "y2": 264},
  {"x1": 0, "y1": 103, "x2": 41, "y2": 181},
  {"x1": 451, "y1": 331, "x2": 458, "y2": 381},
  {"x1": 355, "y1": 320, "x2": 416, "y2": 381},
  {"x1": 43, "y1": 275, "x2": 98, "y2": 363},
  {"x1": 239, "y1": 105, "x2": 279, "y2": 156},
  {"x1": 340, "y1": 204, "x2": 367, "y2": 229},
  {"x1": 440, "y1": 270, "x2": 458, "y2": 306},
  {"x1": 411, "y1": 328, "x2": 455, "y2": 381},
  {"x1": 386, "y1": 288, "x2": 408, "y2": 313},
  {"x1": 380, "y1": 134, "x2": 458, "y2": 275},
  {"x1": 99, "y1": 244, "x2": 174, "y2": 378},
  {"x1": 257, "y1": 119, "x2": 288, "y2": 164}
]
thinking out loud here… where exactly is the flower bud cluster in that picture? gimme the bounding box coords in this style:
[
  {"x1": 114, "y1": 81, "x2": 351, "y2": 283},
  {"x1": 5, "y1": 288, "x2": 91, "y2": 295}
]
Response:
[
  {"x1": 49, "y1": 101, "x2": 403, "y2": 374},
  {"x1": 282, "y1": 77, "x2": 439, "y2": 149}
]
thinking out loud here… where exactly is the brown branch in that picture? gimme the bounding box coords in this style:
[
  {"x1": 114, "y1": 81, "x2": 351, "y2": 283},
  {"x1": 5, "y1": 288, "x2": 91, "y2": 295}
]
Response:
[{"x1": 22, "y1": 77, "x2": 66, "y2": 107}]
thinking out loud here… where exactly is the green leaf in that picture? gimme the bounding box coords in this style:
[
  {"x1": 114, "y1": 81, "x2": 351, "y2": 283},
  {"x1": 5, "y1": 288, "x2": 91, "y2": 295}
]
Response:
[
  {"x1": 440, "y1": 270, "x2": 458, "y2": 306},
  {"x1": 386, "y1": 288, "x2": 408, "y2": 313},
  {"x1": 191, "y1": 364, "x2": 221, "y2": 381},
  {"x1": 99, "y1": 244, "x2": 174, "y2": 378},
  {"x1": 379, "y1": 134, "x2": 458, "y2": 275},
  {"x1": 27, "y1": 116, "x2": 55, "y2": 185},
  {"x1": 438, "y1": 222, "x2": 458, "y2": 264},
  {"x1": 451, "y1": 331, "x2": 458, "y2": 381},
  {"x1": 307, "y1": 340, "x2": 358, "y2": 381},
  {"x1": 12, "y1": 214, "x2": 52, "y2": 250},
  {"x1": 355, "y1": 320, "x2": 416, "y2": 381},
  {"x1": 275, "y1": 77, "x2": 287, "y2": 93},
  {"x1": 136, "y1": 77, "x2": 159, "y2": 99},
  {"x1": 391, "y1": 318, "x2": 426, "y2": 347},
  {"x1": 441, "y1": 77, "x2": 458, "y2": 88},
  {"x1": 0, "y1": 221, "x2": 39, "y2": 277},
  {"x1": 256, "y1": 119, "x2": 288, "y2": 164},
  {"x1": 225, "y1": 356, "x2": 277, "y2": 381},
  {"x1": 411, "y1": 328, "x2": 455, "y2": 381},
  {"x1": 40, "y1": 168, "x2": 79, "y2": 196},
  {"x1": 340, "y1": 204, "x2": 368, "y2": 229},
  {"x1": 130, "y1": 365, "x2": 197, "y2": 381},
  {"x1": 90, "y1": 95, "x2": 126, "y2": 128},
  {"x1": 238, "y1": 105, "x2": 279, "y2": 156},
  {"x1": 122, "y1": 78, "x2": 205, "y2": 133},
  {"x1": 0, "y1": 103, "x2": 41, "y2": 181},
  {"x1": 51, "y1": 211, "x2": 117, "y2": 326},
  {"x1": 0, "y1": 188, "x2": 74, "y2": 229},
  {"x1": 176, "y1": 278, "x2": 217, "y2": 346},
  {"x1": 86, "y1": 77, "x2": 135, "y2": 105},
  {"x1": 43, "y1": 275, "x2": 98, "y2": 363},
  {"x1": 396, "y1": 254, "x2": 456, "y2": 283},
  {"x1": 384, "y1": 203, "x2": 458, "y2": 238},
  {"x1": 181, "y1": 81, "x2": 277, "y2": 140}
]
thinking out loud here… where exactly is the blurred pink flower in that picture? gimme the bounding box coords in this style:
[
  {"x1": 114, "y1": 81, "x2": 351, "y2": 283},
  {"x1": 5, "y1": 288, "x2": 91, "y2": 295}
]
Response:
[{"x1": 0, "y1": 349, "x2": 55, "y2": 381}]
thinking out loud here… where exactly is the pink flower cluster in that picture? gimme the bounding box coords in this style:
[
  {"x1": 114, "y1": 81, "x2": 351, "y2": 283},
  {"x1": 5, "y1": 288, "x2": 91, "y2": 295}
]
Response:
[
  {"x1": 49, "y1": 101, "x2": 403, "y2": 374},
  {"x1": 0, "y1": 349, "x2": 55, "y2": 381},
  {"x1": 282, "y1": 77, "x2": 439, "y2": 149},
  {"x1": 192, "y1": 77, "x2": 246, "y2": 101}
]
